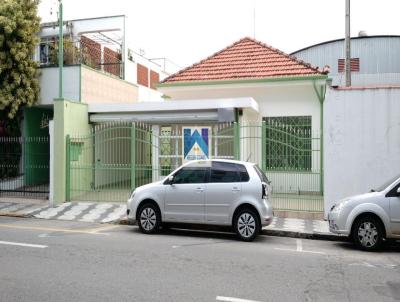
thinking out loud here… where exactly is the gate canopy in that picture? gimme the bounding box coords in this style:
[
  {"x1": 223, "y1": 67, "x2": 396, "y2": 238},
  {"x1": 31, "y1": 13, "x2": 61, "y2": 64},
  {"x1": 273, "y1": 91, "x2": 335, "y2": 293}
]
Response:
[{"x1": 88, "y1": 97, "x2": 258, "y2": 123}]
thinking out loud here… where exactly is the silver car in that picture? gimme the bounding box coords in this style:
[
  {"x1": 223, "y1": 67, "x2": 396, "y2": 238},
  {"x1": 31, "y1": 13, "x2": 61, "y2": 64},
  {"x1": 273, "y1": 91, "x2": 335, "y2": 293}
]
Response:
[
  {"x1": 328, "y1": 174, "x2": 400, "y2": 250},
  {"x1": 127, "y1": 159, "x2": 273, "y2": 241}
]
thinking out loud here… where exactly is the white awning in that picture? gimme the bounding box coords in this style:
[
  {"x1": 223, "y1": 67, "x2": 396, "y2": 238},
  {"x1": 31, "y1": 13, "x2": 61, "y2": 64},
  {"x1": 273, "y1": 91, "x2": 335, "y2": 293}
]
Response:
[{"x1": 88, "y1": 97, "x2": 258, "y2": 123}]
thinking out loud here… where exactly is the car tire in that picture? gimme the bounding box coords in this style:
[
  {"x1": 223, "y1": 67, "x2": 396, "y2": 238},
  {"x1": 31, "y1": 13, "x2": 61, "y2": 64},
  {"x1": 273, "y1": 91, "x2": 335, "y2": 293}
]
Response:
[
  {"x1": 137, "y1": 203, "x2": 161, "y2": 234},
  {"x1": 234, "y1": 208, "x2": 260, "y2": 242},
  {"x1": 352, "y1": 216, "x2": 383, "y2": 251}
]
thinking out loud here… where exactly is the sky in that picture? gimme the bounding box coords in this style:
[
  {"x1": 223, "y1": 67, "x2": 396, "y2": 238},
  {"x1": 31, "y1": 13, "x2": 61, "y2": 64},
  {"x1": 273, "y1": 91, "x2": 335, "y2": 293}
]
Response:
[{"x1": 38, "y1": 0, "x2": 400, "y2": 70}]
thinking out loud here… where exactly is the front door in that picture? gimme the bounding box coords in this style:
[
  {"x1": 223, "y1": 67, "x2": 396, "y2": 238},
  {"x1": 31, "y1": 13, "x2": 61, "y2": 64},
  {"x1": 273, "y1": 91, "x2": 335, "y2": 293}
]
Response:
[
  {"x1": 164, "y1": 165, "x2": 207, "y2": 222},
  {"x1": 205, "y1": 161, "x2": 243, "y2": 224}
]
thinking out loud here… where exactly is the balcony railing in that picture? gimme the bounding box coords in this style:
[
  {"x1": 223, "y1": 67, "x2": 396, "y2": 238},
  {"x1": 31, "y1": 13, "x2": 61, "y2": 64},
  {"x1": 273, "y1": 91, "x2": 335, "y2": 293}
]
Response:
[{"x1": 38, "y1": 38, "x2": 123, "y2": 78}]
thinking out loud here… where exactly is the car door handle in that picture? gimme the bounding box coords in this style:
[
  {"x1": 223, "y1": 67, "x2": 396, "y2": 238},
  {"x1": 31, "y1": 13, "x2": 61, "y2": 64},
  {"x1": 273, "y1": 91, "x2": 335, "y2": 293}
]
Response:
[
  {"x1": 195, "y1": 187, "x2": 204, "y2": 192},
  {"x1": 232, "y1": 187, "x2": 241, "y2": 192}
]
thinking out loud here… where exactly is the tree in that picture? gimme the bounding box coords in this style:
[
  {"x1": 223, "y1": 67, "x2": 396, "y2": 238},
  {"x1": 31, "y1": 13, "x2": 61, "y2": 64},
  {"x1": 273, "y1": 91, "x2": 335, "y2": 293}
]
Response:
[{"x1": 0, "y1": 0, "x2": 40, "y2": 119}]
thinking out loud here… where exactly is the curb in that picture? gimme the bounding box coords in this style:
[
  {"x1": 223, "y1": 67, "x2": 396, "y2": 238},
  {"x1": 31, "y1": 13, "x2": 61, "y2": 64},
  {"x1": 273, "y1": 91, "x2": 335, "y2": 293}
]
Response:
[
  {"x1": 262, "y1": 229, "x2": 346, "y2": 241},
  {"x1": 117, "y1": 218, "x2": 345, "y2": 241},
  {"x1": 0, "y1": 212, "x2": 29, "y2": 218},
  {"x1": 114, "y1": 218, "x2": 133, "y2": 225}
]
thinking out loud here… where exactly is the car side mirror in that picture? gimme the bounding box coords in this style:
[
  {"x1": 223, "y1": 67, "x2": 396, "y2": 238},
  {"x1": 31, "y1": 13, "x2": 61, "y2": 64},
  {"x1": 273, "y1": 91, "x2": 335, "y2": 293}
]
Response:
[{"x1": 166, "y1": 175, "x2": 174, "y2": 185}]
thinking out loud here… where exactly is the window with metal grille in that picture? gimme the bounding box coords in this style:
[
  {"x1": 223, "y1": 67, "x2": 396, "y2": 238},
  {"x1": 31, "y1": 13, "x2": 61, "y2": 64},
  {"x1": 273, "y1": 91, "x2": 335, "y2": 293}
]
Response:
[
  {"x1": 338, "y1": 58, "x2": 360, "y2": 73},
  {"x1": 263, "y1": 116, "x2": 312, "y2": 171}
]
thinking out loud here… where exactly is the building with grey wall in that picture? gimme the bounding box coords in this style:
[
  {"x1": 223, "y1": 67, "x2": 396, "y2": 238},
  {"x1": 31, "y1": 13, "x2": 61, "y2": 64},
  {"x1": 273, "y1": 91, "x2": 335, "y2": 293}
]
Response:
[{"x1": 292, "y1": 35, "x2": 400, "y2": 86}]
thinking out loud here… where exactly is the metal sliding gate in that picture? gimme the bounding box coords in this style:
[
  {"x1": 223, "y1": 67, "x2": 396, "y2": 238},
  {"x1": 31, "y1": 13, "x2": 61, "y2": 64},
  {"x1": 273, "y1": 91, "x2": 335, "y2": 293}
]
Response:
[
  {"x1": 67, "y1": 122, "x2": 235, "y2": 202},
  {"x1": 67, "y1": 121, "x2": 323, "y2": 212},
  {"x1": 0, "y1": 137, "x2": 50, "y2": 199}
]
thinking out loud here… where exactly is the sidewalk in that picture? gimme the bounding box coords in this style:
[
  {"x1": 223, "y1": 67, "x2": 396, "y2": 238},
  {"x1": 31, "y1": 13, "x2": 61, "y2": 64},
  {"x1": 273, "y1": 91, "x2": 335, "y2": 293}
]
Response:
[{"x1": 0, "y1": 201, "x2": 341, "y2": 240}]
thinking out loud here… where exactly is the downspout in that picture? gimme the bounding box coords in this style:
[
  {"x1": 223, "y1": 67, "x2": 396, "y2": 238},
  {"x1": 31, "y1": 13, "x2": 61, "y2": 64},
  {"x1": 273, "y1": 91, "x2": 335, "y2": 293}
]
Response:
[{"x1": 313, "y1": 80, "x2": 326, "y2": 195}]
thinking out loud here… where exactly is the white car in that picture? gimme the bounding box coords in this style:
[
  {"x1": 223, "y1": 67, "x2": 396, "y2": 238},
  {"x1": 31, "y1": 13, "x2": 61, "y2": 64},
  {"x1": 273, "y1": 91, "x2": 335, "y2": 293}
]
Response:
[
  {"x1": 127, "y1": 159, "x2": 273, "y2": 241},
  {"x1": 328, "y1": 174, "x2": 400, "y2": 250}
]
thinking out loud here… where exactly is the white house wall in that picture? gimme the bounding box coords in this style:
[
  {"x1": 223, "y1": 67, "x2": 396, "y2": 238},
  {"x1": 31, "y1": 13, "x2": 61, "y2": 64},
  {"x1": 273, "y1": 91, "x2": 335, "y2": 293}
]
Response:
[
  {"x1": 324, "y1": 87, "x2": 400, "y2": 214},
  {"x1": 39, "y1": 66, "x2": 80, "y2": 104},
  {"x1": 161, "y1": 82, "x2": 323, "y2": 195}
]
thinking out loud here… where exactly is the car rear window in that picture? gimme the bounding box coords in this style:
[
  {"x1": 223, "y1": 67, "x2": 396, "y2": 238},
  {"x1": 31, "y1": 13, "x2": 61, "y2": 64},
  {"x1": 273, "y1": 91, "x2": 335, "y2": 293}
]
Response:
[
  {"x1": 237, "y1": 164, "x2": 250, "y2": 182},
  {"x1": 253, "y1": 165, "x2": 269, "y2": 183}
]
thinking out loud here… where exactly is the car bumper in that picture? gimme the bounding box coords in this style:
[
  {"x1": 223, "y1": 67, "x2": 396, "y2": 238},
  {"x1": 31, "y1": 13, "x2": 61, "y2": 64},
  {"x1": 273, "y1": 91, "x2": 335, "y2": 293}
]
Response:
[
  {"x1": 260, "y1": 199, "x2": 274, "y2": 226},
  {"x1": 328, "y1": 212, "x2": 350, "y2": 235},
  {"x1": 261, "y1": 215, "x2": 273, "y2": 227},
  {"x1": 126, "y1": 203, "x2": 137, "y2": 224}
]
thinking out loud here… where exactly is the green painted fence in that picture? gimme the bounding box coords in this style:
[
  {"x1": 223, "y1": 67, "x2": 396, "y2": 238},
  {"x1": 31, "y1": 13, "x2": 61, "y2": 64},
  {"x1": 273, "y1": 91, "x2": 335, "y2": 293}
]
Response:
[{"x1": 66, "y1": 121, "x2": 323, "y2": 212}]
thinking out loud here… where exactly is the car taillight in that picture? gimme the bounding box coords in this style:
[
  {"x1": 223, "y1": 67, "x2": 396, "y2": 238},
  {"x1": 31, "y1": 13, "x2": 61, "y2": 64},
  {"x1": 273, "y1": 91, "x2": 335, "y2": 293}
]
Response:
[{"x1": 262, "y1": 183, "x2": 267, "y2": 199}]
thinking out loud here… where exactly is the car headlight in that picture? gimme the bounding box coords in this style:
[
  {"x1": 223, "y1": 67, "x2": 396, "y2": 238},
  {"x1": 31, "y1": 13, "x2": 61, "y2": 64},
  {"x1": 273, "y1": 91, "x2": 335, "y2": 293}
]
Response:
[{"x1": 330, "y1": 200, "x2": 348, "y2": 213}]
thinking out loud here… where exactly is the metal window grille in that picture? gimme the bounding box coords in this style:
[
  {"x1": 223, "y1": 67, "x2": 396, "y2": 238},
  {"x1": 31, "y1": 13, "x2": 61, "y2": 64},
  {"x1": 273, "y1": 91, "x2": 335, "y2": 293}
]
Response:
[{"x1": 263, "y1": 116, "x2": 312, "y2": 171}]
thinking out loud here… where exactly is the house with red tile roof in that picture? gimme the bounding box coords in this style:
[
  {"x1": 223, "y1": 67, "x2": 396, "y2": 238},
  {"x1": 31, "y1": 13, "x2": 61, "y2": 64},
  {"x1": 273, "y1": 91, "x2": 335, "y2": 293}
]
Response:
[
  {"x1": 158, "y1": 37, "x2": 327, "y2": 131},
  {"x1": 156, "y1": 37, "x2": 328, "y2": 216}
]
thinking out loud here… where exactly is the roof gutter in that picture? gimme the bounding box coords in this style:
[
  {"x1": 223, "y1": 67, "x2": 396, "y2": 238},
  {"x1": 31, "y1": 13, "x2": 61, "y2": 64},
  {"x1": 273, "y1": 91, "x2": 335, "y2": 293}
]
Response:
[{"x1": 157, "y1": 74, "x2": 328, "y2": 88}]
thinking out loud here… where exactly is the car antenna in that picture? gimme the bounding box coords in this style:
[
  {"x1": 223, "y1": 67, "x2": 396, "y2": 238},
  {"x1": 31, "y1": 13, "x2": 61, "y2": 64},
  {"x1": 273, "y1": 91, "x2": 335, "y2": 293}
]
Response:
[{"x1": 246, "y1": 152, "x2": 252, "y2": 162}]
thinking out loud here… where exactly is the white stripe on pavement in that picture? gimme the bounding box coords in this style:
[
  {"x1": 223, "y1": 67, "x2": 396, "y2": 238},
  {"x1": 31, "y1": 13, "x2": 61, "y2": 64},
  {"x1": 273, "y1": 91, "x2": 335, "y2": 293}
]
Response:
[
  {"x1": 274, "y1": 247, "x2": 325, "y2": 255},
  {"x1": 216, "y1": 296, "x2": 262, "y2": 302},
  {"x1": 0, "y1": 240, "x2": 48, "y2": 249},
  {"x1": 296, "y1": 239, "x2": 302, "y2": 252}
]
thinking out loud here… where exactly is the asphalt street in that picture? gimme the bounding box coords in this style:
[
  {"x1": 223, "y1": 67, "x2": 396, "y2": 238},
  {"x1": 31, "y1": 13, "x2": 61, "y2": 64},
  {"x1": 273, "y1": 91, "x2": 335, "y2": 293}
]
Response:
[{"x1": 0, "y1": 216, "x2": 400, "y2": 302}]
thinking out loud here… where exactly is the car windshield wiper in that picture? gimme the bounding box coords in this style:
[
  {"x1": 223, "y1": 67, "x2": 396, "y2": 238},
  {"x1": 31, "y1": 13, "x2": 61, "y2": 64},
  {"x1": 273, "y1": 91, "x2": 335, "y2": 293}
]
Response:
[{"x1": 370, "y1": 189, "x2": 376, "y2": 192}]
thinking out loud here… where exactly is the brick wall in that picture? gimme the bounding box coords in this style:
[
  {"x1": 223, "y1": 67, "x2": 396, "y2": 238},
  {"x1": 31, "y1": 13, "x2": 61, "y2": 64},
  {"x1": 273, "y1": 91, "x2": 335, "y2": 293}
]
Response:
[
  {"x1": 104, "y1": 47, "x2": 120, "y2": 77},
  {"x1": 137, "y1": 63, "x2": 149, "y2": 87},
  {"x1": 80, "y1": 36, "x2": 101, "y2": 69},
  {"x1": 150, "y1": 70, "x2": 160, "y2": 90}
]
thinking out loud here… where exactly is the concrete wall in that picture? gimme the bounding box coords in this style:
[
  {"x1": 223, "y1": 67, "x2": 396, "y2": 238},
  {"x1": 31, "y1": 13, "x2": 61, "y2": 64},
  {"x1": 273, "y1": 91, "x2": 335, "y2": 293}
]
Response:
[
  {"x1": 81, "y1": 65, "x2": 138, "y2": 104},
  {"x1": 53, "y1": 99, "x2": 91, "y2": 204},
  {"x1": 39, "y1": 66, "x2": 80, "y2": 104},
  {"x1": 324, "y1": 87, "x2": 400, "y2": 214}
]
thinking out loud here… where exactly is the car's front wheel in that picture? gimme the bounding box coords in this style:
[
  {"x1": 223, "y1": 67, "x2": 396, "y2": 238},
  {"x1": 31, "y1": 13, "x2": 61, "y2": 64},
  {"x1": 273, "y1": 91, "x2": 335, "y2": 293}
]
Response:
[
  {"x1": 352, "y1": 216, "x2": 383, "y2": 251},
  {"x1": 234, "y1": 208, "x2": 260, "y2": 241},
  {"x1": 137, "y1": 203, "x2": 161, "y2": 234}
]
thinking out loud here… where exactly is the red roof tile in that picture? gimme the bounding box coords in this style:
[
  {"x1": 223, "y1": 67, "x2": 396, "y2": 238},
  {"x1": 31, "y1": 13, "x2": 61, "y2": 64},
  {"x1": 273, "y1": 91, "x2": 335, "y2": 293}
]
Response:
[{"x1": 162, "y1": 37, "x2": 323, "y2": 84}]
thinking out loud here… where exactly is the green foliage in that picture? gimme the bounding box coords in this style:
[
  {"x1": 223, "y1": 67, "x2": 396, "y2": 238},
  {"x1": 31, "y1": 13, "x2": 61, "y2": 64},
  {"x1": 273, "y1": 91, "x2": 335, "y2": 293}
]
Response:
[
  {"x1": 0, "y1": 0, "x2": 40, "y2": 119},
  {"x1": 49, "y1": 37, "x2": 80, "y2": 65}
]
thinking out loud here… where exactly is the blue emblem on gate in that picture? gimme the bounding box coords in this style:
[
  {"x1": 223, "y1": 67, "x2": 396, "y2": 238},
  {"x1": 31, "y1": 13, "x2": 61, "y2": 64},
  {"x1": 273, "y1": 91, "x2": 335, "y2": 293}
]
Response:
[{"x1": 183, "y1": 128, "x2": 209, "y2": 161}]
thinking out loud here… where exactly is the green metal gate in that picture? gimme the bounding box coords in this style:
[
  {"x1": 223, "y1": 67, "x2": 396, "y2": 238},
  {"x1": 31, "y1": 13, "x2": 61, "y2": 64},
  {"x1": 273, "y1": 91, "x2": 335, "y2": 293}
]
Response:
[
  {"x1": 0, "y1": 137, "x2": 49, "y2": 199},
  {"x1": 66, "y1": 121, "x2": 323, "y2": 212},
  {"x1": 67, "y1": 122, "x2": 235, "y2": 202}
]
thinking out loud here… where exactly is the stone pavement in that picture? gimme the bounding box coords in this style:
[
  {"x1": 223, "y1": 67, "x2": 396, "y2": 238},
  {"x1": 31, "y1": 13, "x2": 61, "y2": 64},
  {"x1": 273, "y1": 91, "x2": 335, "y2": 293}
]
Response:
[
  {"x1": 0, "y1": 201, "x2": 126, "y2": 223},
  {"x1": 0, "y1": 200, "x2": 340, "y2": 240}
]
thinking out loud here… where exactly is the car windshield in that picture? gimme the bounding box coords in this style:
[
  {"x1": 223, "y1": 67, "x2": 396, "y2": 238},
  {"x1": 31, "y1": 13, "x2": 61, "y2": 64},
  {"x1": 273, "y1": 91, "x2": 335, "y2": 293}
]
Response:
[
  {"x1": 374, "y1": 174, "x2": 400, "y2": 192},
  {"x1": 253, "y1": 164, "x2": 269, "y2": 184}
]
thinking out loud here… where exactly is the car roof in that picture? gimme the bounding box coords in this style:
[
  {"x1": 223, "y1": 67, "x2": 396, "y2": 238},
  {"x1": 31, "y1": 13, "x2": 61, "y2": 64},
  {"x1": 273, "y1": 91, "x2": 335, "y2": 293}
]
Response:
[{"x1": 184, "y1": 159, "x2": 255, "y2": 166}]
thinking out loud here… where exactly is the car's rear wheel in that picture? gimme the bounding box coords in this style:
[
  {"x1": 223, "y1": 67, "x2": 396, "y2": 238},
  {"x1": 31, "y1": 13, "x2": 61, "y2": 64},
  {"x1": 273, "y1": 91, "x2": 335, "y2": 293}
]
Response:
[
  {"x1": 137, "y1": 203, "x2": 161, "y2": 234},
  {"x1": 234, "y1": 208, "x2": 260, "y2": 241},
  {"x1": 352, "y1": 216, "x2": 383, "y2": 251}
]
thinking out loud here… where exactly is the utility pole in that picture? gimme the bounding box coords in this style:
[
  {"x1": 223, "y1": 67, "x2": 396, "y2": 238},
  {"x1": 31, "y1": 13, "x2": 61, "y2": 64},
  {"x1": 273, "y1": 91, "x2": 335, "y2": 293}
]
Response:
[
  {"x1": 58, "y1": 0, "x2": 63, "y2": 98},
  {"x1": 345, "y1": 0, "x2": 351, "y2": 86}
]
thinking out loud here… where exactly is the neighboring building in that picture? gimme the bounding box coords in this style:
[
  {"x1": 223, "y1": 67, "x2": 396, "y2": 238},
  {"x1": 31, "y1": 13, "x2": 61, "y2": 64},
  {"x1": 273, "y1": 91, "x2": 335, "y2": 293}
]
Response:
[
  {"x1": 1, "y1": 15, "x2": 173, "y2": 203},
  {"x1": 292, "y1": 35, "x2": 400, "y2": 213},
  {"x1": 36, "y1": 15, "x2": 171, "y2": 106},
  {"x1": 292, "y1": 35, "x2": 400, "y2": 86}
]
